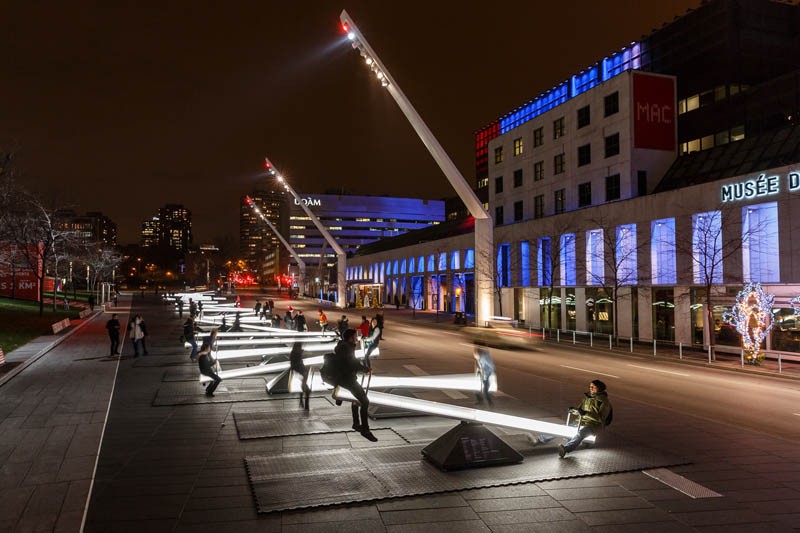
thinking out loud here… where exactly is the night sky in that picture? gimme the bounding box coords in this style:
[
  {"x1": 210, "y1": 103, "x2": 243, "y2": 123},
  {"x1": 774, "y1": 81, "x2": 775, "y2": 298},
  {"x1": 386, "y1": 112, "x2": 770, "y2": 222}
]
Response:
[{"x1": 1, "y1": 1, "x2": 699, "y2": 247}]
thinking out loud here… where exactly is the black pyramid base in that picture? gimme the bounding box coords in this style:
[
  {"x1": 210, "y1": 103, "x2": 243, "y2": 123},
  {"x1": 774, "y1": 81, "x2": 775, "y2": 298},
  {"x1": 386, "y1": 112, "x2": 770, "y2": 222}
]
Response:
[
  {"x1": 266, "y1": 369, "x2": 291, "y2": 394},
  {"x1": 421, "y1": 421, "x2": 524, "y2": 471}
]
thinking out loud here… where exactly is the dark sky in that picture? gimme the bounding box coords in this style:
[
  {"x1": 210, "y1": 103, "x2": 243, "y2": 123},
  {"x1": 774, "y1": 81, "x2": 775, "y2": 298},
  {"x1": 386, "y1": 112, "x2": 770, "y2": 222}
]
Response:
[{"x1": 1, "y1": 1, "x2": 699, "y2": 246}]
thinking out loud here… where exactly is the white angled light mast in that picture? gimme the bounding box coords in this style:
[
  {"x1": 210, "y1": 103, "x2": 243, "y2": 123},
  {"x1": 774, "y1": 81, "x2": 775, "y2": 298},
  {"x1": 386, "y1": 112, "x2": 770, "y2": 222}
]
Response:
[
  {"x1": 265, "y1": 157, "x2": 347, "y2": 308},
  {"x1": 339, "y1": 10, "x2": 494, "y2": 326},
  {"x1": 245, "y1": 195, "x2": 306, "y2": 297}
]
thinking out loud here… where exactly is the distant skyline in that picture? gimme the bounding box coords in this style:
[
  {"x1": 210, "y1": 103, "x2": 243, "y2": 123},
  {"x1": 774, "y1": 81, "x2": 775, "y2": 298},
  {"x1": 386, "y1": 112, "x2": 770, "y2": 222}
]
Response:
[{"x1": 1, "y1": 1, "x2": 699, "y2": 246}]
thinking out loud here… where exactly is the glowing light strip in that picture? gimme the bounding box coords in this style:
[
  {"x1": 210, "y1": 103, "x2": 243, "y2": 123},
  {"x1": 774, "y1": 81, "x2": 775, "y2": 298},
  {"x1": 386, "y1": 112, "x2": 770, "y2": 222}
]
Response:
[
  {"x1": 200, "y1": 349, "x2": 376, "y2": 383},
  {"x1": 185, "y1": 337, "x2": 335, "y2": 349},
  {"x1": 334, "y1": 389, "x2": 587, "y2": 440},
  {"x1": 284, "y1": 373, "x2": 496, "y2": 393},
  {"x1": 213, "y1": 330, "x2": 337, "y2": 338},
  {"x1": 214, "y1": 342, "x2": 345, "y2": 361}
]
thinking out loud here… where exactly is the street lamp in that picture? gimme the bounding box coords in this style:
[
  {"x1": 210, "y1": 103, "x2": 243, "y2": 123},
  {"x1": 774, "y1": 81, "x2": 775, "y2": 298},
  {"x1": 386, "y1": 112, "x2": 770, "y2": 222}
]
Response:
[
  {"x1": 339, "y1": 11, "x2": 494, "y2": 326},
  {"x1": 245, "y1": 195, "x2": 306, "y2": 297},
  {"x1": 264, "y1": 157, "x2": 347, "y2": 308}
]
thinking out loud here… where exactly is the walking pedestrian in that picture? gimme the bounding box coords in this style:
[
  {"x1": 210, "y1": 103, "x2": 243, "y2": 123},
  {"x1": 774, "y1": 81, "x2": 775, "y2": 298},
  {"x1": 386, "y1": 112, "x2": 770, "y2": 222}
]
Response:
[
  {"x1": 128, "y1": 314, "x2": 147, "y2": 357},
  {"x1": 337, "y1": 315, "x2": 349, "y2": 336},
  {"x1": 558, "y1": 380, "x2": 613, "y2": 458},
  {"x1": 295, "y1": 310, "x2": 307, "y2": 332},
  {"x1": 106, "y1": 313, "x2": 120, "y2": 355},
  {"x1": 189, "y1": 298, "x2": 197, "y2": 318},
  {"x1": 284, "y1": 308, "x2": 294, "y2": 330},
  {"x1": 317, "y1": 309, "x2": 328, "y2": 333},
  {"x1": 197, "y1": 329, "x2": 222, "y2": 397},
  {"x1": 88, "y1": 293, "x2": 95, "y2": 311},
  {"x1": 254, "y1": 300, "x2": 262, "y2": 317},
  {"x1": 177, "y1": 299, "x2": 184, "y2": 319},
  {"x1": 473, "y1": 345, "x2": 495, "y2": 406}
]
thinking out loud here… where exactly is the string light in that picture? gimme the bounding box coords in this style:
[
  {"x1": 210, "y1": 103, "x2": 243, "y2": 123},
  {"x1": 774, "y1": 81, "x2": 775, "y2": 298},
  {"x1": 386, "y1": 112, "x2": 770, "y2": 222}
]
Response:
[{"x1": 722, "y1": 282, "x2": 775, "y2": 364}]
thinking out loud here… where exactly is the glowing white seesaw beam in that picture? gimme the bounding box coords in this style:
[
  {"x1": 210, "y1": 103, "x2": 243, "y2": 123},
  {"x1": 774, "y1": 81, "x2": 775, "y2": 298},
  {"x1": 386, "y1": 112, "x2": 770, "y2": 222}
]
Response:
[
  {"x1": 185, "y1": 337, "x2": 335, "y2": 349},
  {"x1": 213, "y1": 330, "x2": 337, "y2": 339},
  {"x1": 286, "y1": 372, "x2": 496, "y2": 393},
  {"x1": 199, "y1": 348, "x2": 377, "y2": 383},
  {"x1": 332, "y1": 388, "x2": 589, "y2": 440},
  {"x1": 213, "y1": 341, "x2": 339, "y2": 361}
]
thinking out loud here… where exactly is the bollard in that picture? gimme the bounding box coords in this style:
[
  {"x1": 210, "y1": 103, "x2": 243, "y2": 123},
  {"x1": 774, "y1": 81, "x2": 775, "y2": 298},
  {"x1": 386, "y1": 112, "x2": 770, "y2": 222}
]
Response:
[
  {"x1": 542, "y1": 328, "x2": 546, "y2": 340},
  {"x1": 609, "y1": 335, "x2": 612, "y2": 350},
  {"x1": 778, "y1": 353, "x2": 782, "y2": 373},
  {"x1": 557, "y1": 329, "x2": 560, "y2": 343},
  {"x1": 653, "y1": 339, "x2": 657, "y2": 357},
  {"x1": 630, "y1": 337, "x2": 633, "y2": 353},
  {"x1": 590, "y1": 332, "x2": 593, "y2": 347},
  {"x1": 679, "y1": 342, "x2": 683, "y2": 359},
  {"x1": 707, "y1": 345, "x2": 711, "y2": 364},
  {"x1": 741, "y1": 349, "x2": 744, "y2": 368},
  {"x1": 529, "y1": 326, "x2": 532, "y2": 337},
  {"x1": 573, "y1": 331, "x2": 576, "y2": 344}
]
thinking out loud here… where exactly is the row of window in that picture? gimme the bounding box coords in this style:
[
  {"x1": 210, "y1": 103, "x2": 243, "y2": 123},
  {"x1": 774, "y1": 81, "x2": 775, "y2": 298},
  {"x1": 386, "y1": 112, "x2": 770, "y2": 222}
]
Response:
[
  {"x1": 495, "y1": 92, "x2": 620, "y2": 163},
  {"x1": 680, "y1": 125, "x2": 745, "y2": 155},
  {"x1": 495, "y1": 175, "x2": 622, "y2": 225},
  {"x1": 677, "y1": 84, "x2": 748, "y2": 115},
  {"x1": 495, "y1": 133, "x2": 620, "y2": 194},
  {"x1": 346, "y1": 249, "x2": 477, "y2": 281},
  {"x1": 494, "y1": 202, "x2": 779, "y2": 288}
]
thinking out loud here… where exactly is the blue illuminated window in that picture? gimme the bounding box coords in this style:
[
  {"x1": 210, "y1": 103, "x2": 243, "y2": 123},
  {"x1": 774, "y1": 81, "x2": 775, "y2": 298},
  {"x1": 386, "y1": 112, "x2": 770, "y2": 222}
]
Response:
[
  {"x1": 464, "y1": 249, "x2": 475, "y2": 269},
  {"x1": 400, "y1": 259, "x2": 407, "y2": 274},
  {"x1": 451, "y1": 251, "x2": 460, "y2": 270},
  {"x1": 438, "y1": 252, "x2": 447, "y2": 271},
  {"x1": 616, "y1": 224, "x2": 637, "y2": 285},
  {"x1": 586, "y1": 229, "x2": 604, "y2": 285},
  {"x1": 651, "y1": 218, "x2": 676, "y2": 285},
  {"x1": 537, "y1": 237, "x2": 551, "y2": 286},
  {"x1": 497, "y1": 244, "x2": 510, "y2": 287},
  {"x1": 427, "y1": 255, "x2": 435, "y2": 272},
  {"x1": 692, "y1": 211, "x2": 722, "y2": 284},
  {"x1": 742, "y1": 202, "x2": 779, "y2": 282},
  {"x1": 418, "y1": 256, "x2": 425, "y2": 273},
  {"x1": 520, "y1": 241, "x2": 530, "y2": 287},
  {"x1": 411, "y1": 276, "x2": 424, "y2": 310},
  {"x1": 560, "y1": 234, "x2": 576, "y2": 286},
  {"x1": 392, "y1": 260, "x2": 399, "y2": 275}
]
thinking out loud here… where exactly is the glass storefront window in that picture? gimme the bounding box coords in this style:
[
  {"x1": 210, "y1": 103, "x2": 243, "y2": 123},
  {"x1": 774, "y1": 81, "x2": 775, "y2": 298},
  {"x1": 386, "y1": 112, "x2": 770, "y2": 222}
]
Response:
[
  {"x1": 566, "y1": 288, "x2": 576, "y2": 331},
  {"x1": 652, "y1": 288, "x2": 675, "y2": 342},
  {"x1": 771, "y1": 307, "x2": 800, "y2": 353},
  {"x1": 585, "y1": 288, "x2": 613, "y2": 335},
  {"x1": 539, "y1": 288, "x2": 561, "y2": 329}
]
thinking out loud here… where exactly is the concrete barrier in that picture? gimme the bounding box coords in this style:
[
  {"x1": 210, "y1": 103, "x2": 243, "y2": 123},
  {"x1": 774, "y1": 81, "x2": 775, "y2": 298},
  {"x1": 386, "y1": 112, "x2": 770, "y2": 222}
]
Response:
[
  {"x1": 0, "y1": 346, "x2": 5, "y2": 365},
  {"x1": 51, "y1": 318, "x2": 71, "y2": 334},
  {"x1": 79, "y1": 309, "x2": 92, "y2": 319}
]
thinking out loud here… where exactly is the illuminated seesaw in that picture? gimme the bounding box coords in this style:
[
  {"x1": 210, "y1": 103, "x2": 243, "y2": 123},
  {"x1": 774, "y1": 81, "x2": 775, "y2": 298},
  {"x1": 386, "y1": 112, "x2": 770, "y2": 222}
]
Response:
[
  {"x1": 198, "y1": 346, "x2": 379, "y2": 383},
  {"x1": 209, "y1": 340, "x2": 339, "y2": 361},
  {"x1": 332, "y1": 387, "x2": 591, "y2": 442},
  {"x1": 213, "y1": 330, "x2": 337, "y2": 339},
  {"x1": 282, "y1": 372, "x2": 497, "y2": 394},
  {"x1": 186, "y1": 336, "x2": 335, "y2": 349}
]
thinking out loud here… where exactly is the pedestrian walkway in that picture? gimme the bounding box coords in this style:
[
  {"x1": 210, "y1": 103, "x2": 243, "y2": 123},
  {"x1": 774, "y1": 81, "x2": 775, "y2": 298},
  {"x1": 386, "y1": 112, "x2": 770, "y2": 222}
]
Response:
[{"x1": 2, "y1": 292, "x2": 800, "y2": 531}]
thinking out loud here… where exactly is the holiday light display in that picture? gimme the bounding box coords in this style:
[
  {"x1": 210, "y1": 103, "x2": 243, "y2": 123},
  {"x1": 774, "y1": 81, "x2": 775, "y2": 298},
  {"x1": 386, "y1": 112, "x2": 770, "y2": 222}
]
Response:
[{"x1": 722, "y1": 282, "x2": 775, "y2": 364}]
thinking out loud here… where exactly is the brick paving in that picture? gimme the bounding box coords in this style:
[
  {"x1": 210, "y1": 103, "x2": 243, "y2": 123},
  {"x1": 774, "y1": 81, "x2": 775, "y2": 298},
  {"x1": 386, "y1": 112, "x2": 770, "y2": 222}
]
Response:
[{"x1": 0, "y1": 294, "x2": 798, "y2": 531}]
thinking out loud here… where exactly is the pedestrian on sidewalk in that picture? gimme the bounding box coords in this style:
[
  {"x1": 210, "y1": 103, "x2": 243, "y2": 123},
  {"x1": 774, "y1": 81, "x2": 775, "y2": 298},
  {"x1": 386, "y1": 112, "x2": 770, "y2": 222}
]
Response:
[
  {"x1": 88, "y1": 293, "x2": 95, "y2": 311},
  {"x1": 128, "y1": 314, "x2": 148, "y2": 357},
  {"x1": 106, "y1": 313, "x2": 120, "y2": 355},
  {"x1": 558, "y1": 380, "x2": 613, "y2": 458},
  {"x1": 254, "y1": 300, "x2": 262, "y2": 317},
  {"x1": 284, "y1": 308, "x2": 294, "y2": 330},
  {"x1": 473, "y1": 345, "x2": 495, "y2": 406},
  {"x1": 189, "y1": 298, "x2": 197, "y2": 318},
  {"x1": 177, "y1": 299, "x2": 184, "y2": 319},
  {"x1": 295, "y1": 310, "x2": 307, "y2": 332},
  {"x1": 63, "y1": 295, "x2": 70, "y2": 310},
  {"x1": 317, "y1": 309, "x2": 328, "y2": 333},
  {"x1": 197, "y1": 329, "x2": 222, "y2": 397}
]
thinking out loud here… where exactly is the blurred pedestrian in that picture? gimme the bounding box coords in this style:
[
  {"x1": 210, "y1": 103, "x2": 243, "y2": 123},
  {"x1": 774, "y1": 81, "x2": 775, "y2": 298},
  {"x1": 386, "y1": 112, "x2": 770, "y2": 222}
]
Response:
[
  {"x1": 284, "y1": 308, "x2": 294, "y2": 330},
  {"x1": 295, "y1": 310, "x2": 307, "y2": 332},
  {"x1": 358, "y1": 315, "x2": 370, "y2": 339},
  {"x1": 473, "y1": 345, "x2": 495, "y2": 406},
  {"x1": 254, "y1": 300, "x2": 262, "y2": 316},
  {"x1": 337, "y1": 315, "x2": 349, "y2": 336},
  {"x1": 106, "y1": 313, "x2": 120, "y2": 355},
  {"x1": 363, "y1": 317, "x2": 381, "y2": 369},
  {"x1": 317, "y1": 309, "x2": 328, "y2": 333},
  {"x1": 289, "y1": 341, "x2": 311, "y2": 411},
  {"x1": 177, "y1": 299, "x2": 184, "y2": 319},
  {"x1": 88, "y1": 293, "x2": 95, "y2": 311},
  {"x1": 128, "y1": 314, "x2": 148, "y2": 357},
  {"x1": 184, "y1": 316, "x2": 202, "y2": 360}
]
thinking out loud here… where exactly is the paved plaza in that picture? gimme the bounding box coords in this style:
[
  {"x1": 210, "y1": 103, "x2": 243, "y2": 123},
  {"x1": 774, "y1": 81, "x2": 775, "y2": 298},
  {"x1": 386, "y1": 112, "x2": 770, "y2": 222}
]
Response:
[{"x1": 0, "y1": 293, "x2": 799, "y2": 532}]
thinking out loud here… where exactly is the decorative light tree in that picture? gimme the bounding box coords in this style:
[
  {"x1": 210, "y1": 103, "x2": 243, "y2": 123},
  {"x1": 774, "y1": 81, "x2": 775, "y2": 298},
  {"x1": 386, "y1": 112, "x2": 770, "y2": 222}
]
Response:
[
  {"x1": 790, "y1": 295, "x2": 800, "y2": 316},
  {"x1": 722, "y1": 282, "x2": 775, "y2": 364}
]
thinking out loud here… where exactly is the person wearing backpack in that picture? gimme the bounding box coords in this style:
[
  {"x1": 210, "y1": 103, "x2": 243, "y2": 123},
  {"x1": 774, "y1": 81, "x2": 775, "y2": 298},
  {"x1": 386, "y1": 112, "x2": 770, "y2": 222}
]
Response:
[
  {"x1": 321, "y1": 329, "x2": 377, "y2": 442},
  {"x1": 558, "y1": 379, "x2": 613, "y2": 458}
]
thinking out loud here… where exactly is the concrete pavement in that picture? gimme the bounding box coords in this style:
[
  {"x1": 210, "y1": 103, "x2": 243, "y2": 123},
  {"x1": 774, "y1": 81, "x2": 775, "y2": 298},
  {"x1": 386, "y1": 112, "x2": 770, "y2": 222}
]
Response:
[{"x1": 1, "y1": 292, "x2": 798, "y2": 531}]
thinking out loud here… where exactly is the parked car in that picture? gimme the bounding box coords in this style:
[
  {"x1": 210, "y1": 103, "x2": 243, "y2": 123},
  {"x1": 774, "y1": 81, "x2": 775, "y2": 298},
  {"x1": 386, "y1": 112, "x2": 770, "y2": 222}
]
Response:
[{"x1": 462, "y1": 317, "x2": 539, "y2": 349}]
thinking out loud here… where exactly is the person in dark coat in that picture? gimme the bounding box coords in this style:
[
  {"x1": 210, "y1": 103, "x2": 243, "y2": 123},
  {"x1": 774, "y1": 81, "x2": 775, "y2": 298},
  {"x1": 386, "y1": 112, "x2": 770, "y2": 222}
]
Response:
[
  {"x1": 177, "y1": 299, "x2": 184, "y2": 319},
  {"x1": 197, "y1": 329, "x2": 222, "y2": 397},
  {"x1": 337, "y1": 315, "x2": 349, "y2": 336},
  {"x1": 289, "y1": 341, "x2": 311, "y2": 411},
  {"x1": 284, "y1": 308, "x2": 294, "y2": 330},
  {"x1": 322, "y1": 329, "x2": 376, "y2": 441},
  {"x1": 105, "y1": 313, "x2": 120, "y2": 355},
  {"x1": 254, "y1": 300, "x2": 262, "y2": 316},
  {"x1": 295, "y1": 310, "x2": 307, "y2": 332},
  {"x1": 183, "y1": 316, "x2": 202, "y2": 360}
]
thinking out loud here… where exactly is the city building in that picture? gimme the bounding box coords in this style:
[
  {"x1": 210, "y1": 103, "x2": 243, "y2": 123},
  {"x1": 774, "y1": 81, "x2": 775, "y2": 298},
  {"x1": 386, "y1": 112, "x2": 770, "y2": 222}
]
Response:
[
  {"x1": 140, "y1": 204, "x2": 192, "y2": 252},
  {"x1": 239, "y1": 185, "x2": 289, "y2": 282},
  {"x1": 54, "y1": 210, "x2": 117, "y2": 246},
  {"x1": 346, "y1": 0, "x2": 800, "y2": 355}
]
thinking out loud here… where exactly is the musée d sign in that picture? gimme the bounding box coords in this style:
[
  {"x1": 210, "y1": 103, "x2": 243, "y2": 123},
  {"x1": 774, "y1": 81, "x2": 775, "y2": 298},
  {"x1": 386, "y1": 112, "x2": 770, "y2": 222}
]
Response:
[{"x1": 721, "y1": 172, "x2": 800, "y2": 203}]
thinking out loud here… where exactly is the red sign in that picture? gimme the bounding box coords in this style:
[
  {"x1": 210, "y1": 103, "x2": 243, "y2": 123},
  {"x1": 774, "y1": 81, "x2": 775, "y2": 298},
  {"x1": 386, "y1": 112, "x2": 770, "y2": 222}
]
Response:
[
  {"x1": 0, "y1": 242, "x2": 42, "y2": 301},
  {"x1": 633, "y1": 72, "x2": 676, "y2": 151}
]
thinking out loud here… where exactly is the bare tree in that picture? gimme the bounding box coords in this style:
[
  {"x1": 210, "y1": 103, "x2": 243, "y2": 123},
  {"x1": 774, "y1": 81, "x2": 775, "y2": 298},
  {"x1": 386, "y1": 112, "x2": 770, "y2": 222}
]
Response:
[
  {"x1": 671, "y1": 202, "x2": 772, "y2": 358},
  {"x1": 79, "y1": 245, "x2": 123, "y2": 293},
  {"x1": 585, "y1": 211, "x2": 645, "y2": 342}
]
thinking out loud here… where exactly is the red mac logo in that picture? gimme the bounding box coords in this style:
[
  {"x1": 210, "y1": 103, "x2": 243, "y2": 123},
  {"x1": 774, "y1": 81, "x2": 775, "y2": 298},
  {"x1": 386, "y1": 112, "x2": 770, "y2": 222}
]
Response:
[{"x1": 633, "y1": 72, "x2": 676, "y2": 151}]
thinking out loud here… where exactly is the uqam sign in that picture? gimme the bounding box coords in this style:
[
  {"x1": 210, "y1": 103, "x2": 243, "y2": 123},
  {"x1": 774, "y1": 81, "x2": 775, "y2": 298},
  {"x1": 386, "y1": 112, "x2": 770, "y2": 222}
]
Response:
[{"x1": 721, "y1": 172, "x2": 800, "y2": 203}]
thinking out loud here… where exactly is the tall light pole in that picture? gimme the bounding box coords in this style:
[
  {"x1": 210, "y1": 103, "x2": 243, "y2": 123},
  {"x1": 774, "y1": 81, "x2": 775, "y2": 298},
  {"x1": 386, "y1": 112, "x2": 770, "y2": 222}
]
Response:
[
  {"x1": 339, "y1": 11, "x2": 493, "y2": 326},
  {"x1": 264, "y1": 158, "x2": 347, "y2": 308},
  {"x1": 245, "y1": 195, "x2": 307, "y2": 297}
]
